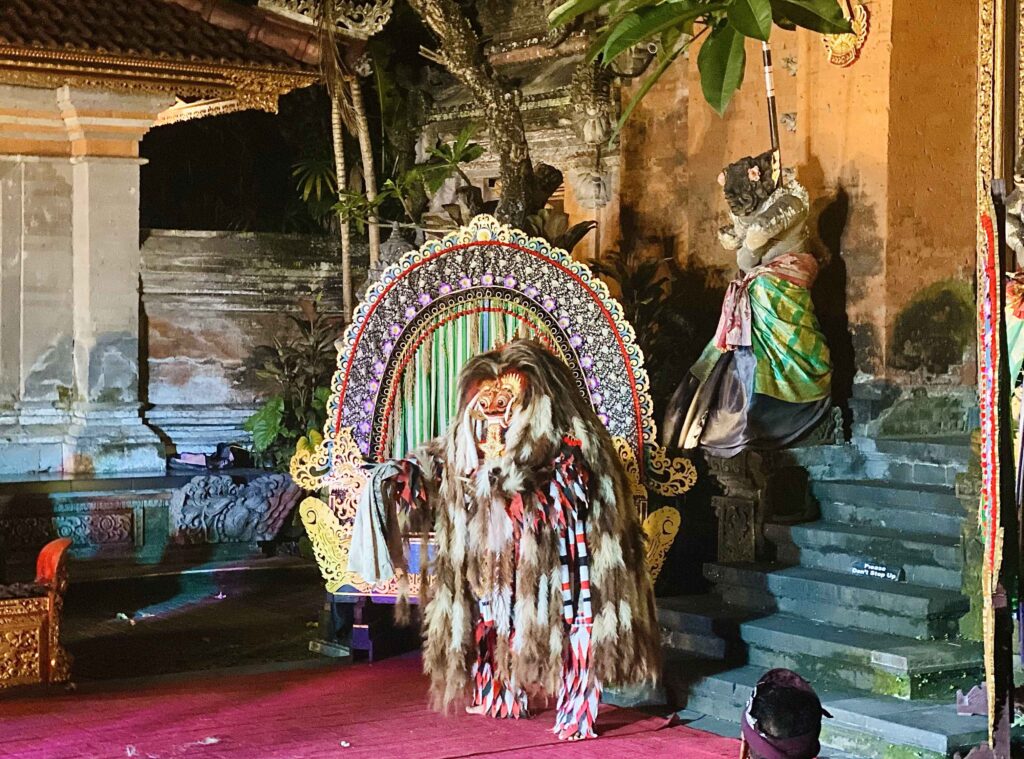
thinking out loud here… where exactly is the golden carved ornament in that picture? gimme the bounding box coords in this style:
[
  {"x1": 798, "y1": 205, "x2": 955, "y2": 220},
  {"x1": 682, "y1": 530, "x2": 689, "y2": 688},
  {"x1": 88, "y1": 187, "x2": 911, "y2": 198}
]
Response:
[
  {"x1": 0, "y1": 540, "x2": 72, "y2": 689},
  {"x1": 261, "y1": 0, "x2": 393, "y2": 40},
  {"x1": 646, "y1": 443, "x2": 698, "y2": 497},
  {"x1": 0, "y1": 44, "x2": 317, "y2": 125},
  {"x1": 613, "y1": 435, "x2": 649, "y2": 520},
  {"x1": 295, "y1": 426, "x2": 431, "y2": 595},
  {"x1": 822, "y1": 1, "x2": 869, "y2": 68},
  {"x1": 298, "y1": 496, "x2": 350, "y2": 594},
  {"x1": 643, "y1": 506, "x2": 681, "y2": 581}
]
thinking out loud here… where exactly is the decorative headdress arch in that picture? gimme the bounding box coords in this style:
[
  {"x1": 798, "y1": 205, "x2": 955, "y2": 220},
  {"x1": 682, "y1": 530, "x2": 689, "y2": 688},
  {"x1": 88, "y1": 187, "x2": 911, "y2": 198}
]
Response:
[{"x1": 292, "y1": 216, "x2": 695, "y2": 594}]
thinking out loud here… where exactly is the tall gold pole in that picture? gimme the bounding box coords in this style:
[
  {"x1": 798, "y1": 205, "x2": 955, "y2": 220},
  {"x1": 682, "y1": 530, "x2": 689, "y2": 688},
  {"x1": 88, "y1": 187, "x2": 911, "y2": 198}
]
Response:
[{"x1": 995, "y1": 0, "x2": 1006, "y2": 175}]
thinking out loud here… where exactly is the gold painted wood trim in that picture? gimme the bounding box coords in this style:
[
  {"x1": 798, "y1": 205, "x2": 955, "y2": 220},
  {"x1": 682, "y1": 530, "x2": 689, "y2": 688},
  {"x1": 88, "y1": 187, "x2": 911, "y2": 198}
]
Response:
[
  {"x1": 1019, "y1": 0, "x2": 1024, "y2": 161},
  {"x1": 0, "y1": 44, "x2": 318, "y2": 117},
  {"x1": 976, "y1": 0, "x2": 998, "y2": 743}
]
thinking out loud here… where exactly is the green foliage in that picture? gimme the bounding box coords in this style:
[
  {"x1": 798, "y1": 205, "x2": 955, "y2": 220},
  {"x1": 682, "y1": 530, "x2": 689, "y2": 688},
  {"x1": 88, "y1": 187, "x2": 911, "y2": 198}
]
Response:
[
  {"x1": 244, "y1": 396, "x2": 285, "y2": 453},
  {"x1": 548, "y1": 0, "x2": 852, "y2": 133},
  {"x1": 589, "y1": 252, "x2": 671, "y2": 361},
  {"x1": 771, "y1": 0, "x2": 851, "y2": 32},
  {"x1": 291, "y1": 154, "x2": 342, "y2": 232},
  {"x1": 425, "y1": 124, "x2": 485, "y2": 190},
  {"x1": 589, "y1": 250, "x2": 725, "y2": 413},
  {"x1": 244, "y1": 292, "x2": 340, "y2": 470},
  {"x1": 525, "y1": 208, "x2": 597, "y2": 253},
  {"x1": 293, "y1": 155, "x2": 337, "y2": 202},
  {"x1": 697, "y1": 23, "x2": 747, "y2": 115},
  {"x1": 728, "y1": 0, "x2": 773, "y2": 40},
  {"x1": 336, "y1": 124, "x2": 484, "y2": 228}
]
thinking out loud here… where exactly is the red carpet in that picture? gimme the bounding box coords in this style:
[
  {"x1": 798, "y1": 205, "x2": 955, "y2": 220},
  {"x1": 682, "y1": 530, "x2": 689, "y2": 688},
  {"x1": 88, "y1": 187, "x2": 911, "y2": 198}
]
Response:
[{"x1": 0, "y1": 654, "x2": 739, "y2": 759}]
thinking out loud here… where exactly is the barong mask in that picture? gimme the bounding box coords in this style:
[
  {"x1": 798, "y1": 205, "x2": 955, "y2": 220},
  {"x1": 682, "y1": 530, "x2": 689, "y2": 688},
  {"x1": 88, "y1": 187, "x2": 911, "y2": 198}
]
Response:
[{"x1": 465, "y1": 371, "x2": 527, "y2": 462}]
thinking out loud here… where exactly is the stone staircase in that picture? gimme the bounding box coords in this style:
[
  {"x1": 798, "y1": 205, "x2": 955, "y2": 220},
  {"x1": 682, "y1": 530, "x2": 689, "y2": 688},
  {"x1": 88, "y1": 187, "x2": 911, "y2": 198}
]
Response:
[{"x1": 661, "y1": 436, "x2": 992, "y2": 758}]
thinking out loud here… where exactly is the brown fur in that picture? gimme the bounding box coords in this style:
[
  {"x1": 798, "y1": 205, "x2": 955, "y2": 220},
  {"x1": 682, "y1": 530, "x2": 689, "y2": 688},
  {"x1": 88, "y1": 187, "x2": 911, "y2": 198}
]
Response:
[{"x1": 401, "y1": 340, "x2": 660, "y2": 710}]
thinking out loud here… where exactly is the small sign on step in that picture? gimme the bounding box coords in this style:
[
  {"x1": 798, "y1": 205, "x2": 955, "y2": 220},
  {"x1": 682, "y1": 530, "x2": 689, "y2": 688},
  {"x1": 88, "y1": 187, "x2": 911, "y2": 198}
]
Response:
[{"x1": 850, "y1": 560, "x2": 905, "y2": 582}]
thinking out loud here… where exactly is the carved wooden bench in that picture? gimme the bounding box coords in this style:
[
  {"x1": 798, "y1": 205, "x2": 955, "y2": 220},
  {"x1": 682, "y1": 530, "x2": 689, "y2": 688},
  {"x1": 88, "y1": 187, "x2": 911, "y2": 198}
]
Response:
[{"x1": 0, "y1": 538, "x2": 73, "y2": 688}]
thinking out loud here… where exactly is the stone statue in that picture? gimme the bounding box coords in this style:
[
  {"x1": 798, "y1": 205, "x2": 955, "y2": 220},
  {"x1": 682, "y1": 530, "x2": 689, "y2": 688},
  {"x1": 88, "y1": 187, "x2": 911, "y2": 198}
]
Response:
[
  {"x1": 662, "y1": 150, "x2": 833, "y2": 457},
  {"x1": 170, "y1": 474, "x2": 301, "y2": 544}
]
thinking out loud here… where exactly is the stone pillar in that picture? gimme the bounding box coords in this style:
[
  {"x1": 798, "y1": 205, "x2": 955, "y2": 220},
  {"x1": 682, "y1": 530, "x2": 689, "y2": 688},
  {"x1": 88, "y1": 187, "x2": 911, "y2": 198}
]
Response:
[{"x1": 0, "y1": 85, "x2": 173, "y2": 474}]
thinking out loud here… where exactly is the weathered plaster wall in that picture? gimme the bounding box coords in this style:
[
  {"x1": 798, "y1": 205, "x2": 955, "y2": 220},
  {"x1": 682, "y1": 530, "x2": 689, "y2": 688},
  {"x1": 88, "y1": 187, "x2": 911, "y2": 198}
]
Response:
[
  {"x1": 885, "y1": 0, "x2": 977, "y2": 379},
  {"x1": 0, "y1": 158, "x2": 75, "y2": 405},
  {"x1": 617, "y1": 58, "x2": 689, "y2": 263},
  {"x1": 140, "y1": 230, "x2": 358, "y2": 453}
]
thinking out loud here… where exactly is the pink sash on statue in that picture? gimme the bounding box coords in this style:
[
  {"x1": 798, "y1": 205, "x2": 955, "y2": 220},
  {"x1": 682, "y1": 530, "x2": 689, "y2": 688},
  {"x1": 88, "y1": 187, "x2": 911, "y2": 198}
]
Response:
[{"x1": 713, "y1": 253, "x2": 819, "y2": 351}]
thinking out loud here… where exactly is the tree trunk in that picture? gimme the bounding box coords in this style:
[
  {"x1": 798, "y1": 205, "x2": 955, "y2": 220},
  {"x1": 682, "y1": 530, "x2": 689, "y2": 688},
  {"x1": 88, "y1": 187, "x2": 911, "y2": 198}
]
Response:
[
  {"x1": 406, "y1": 0, "x2": 534, "y2": 227},
  {"x1": 331, "y1": 95, "x2": 353, "y2": 319},
  {"x1": 349, "y1": 76, "x2": 380, "y2": 267}
]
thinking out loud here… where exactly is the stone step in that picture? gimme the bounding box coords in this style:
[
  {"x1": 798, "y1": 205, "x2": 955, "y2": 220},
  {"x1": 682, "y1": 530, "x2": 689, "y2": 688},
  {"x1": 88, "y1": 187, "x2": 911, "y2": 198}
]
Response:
[
  {"x1": 657, "y1": 595, "x2": 760, "y2": 661},
  {"x1": 813, "y1": 480, "x2": 963, "y2": 512},
  {"x1": 813, "y1": 481, "x2": 964, "y2": 539},
  {"x1": 854, "y1": 437, "x2": 971, "y2": 489},
  {"x1": 704, "y1": 563, "x2": 969, "y2": 639},
  {"x1": 658, "y1": 597, "x2": 981, "y2": 700},
  {"x1": 866, "y1": 436, "x2": 971, "y2": 465},
  {"x1": 740, "y1": 616, "x2": 980, "y2": 701},
  {"x1": 764, "y1": 522, "x2": 962, "y2": 590},
  {"x1": 677, "y1": 664, "x2": 988, "y2": 759}
]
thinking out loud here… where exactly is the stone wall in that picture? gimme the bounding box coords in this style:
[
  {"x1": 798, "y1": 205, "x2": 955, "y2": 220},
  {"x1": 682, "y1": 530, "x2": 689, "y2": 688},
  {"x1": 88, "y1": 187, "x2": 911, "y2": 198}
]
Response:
[{"x1": 141, "y1": 230, "x2": 363, "y2": 454}]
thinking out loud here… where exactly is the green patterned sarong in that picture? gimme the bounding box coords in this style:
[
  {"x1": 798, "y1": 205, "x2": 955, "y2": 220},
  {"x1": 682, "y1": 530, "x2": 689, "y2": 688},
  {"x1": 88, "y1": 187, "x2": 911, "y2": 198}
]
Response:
[{"x1": 693, "y1": 259, "x2": 831, "y2": 404}]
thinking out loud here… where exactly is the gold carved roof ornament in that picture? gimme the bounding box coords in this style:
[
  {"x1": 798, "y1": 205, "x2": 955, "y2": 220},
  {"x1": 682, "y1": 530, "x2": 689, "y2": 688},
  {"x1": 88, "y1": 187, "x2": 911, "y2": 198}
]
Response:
[
  {"x1": 260, "y1": 0, "x2": 394, "y2": 40},
  {"x1": 0, "y1": 45, "x2": 318, "y2": 126},
  {"x1": 822, "y1": 0, "x2": 869, "y2": 67}
]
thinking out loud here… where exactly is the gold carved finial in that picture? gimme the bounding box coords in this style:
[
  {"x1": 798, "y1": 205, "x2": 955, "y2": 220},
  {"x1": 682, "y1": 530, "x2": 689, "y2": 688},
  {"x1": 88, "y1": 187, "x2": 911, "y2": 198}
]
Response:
[{"x1": 822, "y1": 1, "x2": 869, "y2": 67}]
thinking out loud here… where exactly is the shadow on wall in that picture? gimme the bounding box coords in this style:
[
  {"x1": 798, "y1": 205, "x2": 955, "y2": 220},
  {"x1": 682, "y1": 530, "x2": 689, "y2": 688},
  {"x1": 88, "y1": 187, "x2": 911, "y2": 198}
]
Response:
[{"x1": 811, "y1": 183, "x2": 856, "y2": 432}]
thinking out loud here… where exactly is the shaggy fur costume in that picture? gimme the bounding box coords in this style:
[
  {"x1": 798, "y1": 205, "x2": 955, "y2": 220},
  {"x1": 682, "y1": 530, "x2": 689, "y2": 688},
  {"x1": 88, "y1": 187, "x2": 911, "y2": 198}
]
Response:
[{"x1": 382, "y1": 340, "x2": 660, "y2": 723}]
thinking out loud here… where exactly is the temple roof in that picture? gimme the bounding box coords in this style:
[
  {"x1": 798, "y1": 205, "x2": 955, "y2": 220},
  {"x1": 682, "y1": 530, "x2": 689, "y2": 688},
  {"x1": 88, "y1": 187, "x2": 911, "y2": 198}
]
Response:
[
  {"x1": 0, "y1": 0, "x2": 321, "y2": 124},
  {"x1": 0, "y1": 0, "x2": 317, "y2": 70}
]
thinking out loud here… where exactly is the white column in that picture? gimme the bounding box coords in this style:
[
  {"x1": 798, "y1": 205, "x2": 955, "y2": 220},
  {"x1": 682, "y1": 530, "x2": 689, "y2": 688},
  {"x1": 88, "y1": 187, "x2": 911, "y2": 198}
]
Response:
[{"x1": 0, "y1": 85, "x2": 173, "y2": 474}]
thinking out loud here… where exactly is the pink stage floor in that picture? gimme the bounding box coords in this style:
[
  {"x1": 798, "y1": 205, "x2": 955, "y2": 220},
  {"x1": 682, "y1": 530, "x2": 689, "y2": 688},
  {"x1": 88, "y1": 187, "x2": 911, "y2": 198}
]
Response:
[{"x1": 0, "y1": 654, "x2": 740, "y2": 759}]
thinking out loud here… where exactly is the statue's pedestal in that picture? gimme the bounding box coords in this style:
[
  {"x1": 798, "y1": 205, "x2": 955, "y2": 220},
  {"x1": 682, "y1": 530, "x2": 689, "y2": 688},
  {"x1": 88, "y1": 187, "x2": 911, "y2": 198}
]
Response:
[{"x1": 707, "y1": 452, "x2": 772, "y2": 563}]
